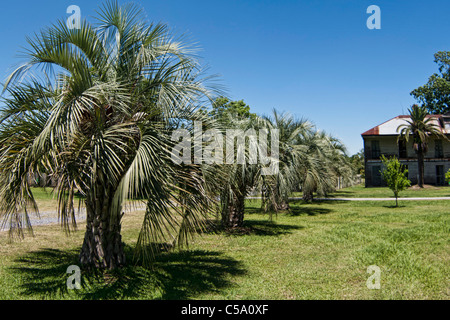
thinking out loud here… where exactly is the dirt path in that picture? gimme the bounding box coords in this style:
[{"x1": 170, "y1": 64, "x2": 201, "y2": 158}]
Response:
[{"x1": 0, "y1": 204, "x2": 147, "y2": 232}]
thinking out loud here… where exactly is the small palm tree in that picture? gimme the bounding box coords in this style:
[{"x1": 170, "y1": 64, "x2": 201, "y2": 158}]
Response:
[
  {"x1": 260, "y1": 110, "x2": 312, "y2": 211},
  {"x1": 216, "y1": 114, "x2": 263, "y2": 229},
  {"x1": 397, "y1": 105, "x2": 447, "y2": 188},
  {"x1": 261, "y1": 111, "x2": 353, "y2": 205},
  {"x1": 0, "y1": 1, "x2": 219, "y2": 269},
  {"x1": 298, "y1": 130, "x2": 350, "y2": 201}
]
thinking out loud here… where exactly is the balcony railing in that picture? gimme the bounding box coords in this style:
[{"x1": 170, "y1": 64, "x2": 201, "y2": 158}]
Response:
[{"x1": 366, "y1": 152, "x2": 450, "y2": 160}]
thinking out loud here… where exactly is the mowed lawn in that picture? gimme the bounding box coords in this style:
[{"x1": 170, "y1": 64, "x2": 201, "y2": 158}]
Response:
[
  {"x1": 316, "y1": 184, "x2": 450, "y2": 198},
  {"x1": 0, "y1": 186, "x2": 448, "y2": 300}
]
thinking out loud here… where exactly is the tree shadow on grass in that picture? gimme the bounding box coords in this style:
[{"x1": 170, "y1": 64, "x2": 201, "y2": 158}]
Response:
[
  {"x1": 206, "y1": 219, "x2": 304, "y2": 237},
  {"x1": 242, "y1": 220, "x2": 304, "y2": 236},
  {"x1": 11, "y1": 247, "x2": 246, "y2": 300},
  {"x1": 201, "y1": 217, "x2": 303, "y2": 237},
  {"x1": 382, "y1": 205, "x2": 407, "y2": 209},
  {"x1": 288, "y1": 205, "x2": 333, "y2": 216},
  {"x1": 245, "y1": 207, "x2": 264, "y2": 215}
]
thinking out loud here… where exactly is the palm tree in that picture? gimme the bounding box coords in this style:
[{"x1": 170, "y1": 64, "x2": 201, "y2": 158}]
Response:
[
  {"x1": 220, "y1": 161, "x2": 260, "y2": 229},
  {"x1": 298, "y1": 130, "x2": 351, "y2": 201},
  {"x1": 259, "y1": 110, "x2": 353, "y2": 206},
  {"x1": 260, "y1": 110, "x2": 312, "y2": 211},
  {"x1": 215, "y1": 112, "x2": 263, "y2": 229},
  {"x1": 0, "y1": 1, "x2": 219, "y2": 269},
  {"x1": 397, "y1": 104, "x2": 447, "y2": 188}
]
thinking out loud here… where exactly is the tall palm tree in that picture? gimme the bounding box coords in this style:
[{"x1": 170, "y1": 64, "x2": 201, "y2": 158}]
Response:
[
  {"x1": 0, "y1": 1, "x2": 219, "y2": 269},
  {"x1": 397, "y1": 104, "x2": 447, "y2": 188}
]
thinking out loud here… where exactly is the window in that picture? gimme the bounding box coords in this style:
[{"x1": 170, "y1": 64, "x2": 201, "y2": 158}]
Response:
[
  {"x1": 399, "y1": 139, "x2": 407, "y2": 158},
  {"x1": 371, "y1": 140, "x2": 380, "y2": 159},
  {"x1": 372, "y1": 165, "x2": 382, "y2": 186},
  {"x1": 435, "y1": 140, "x2": 444, "y2": 158}
]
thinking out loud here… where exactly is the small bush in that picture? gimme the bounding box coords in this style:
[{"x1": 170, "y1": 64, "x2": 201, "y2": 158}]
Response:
[{"x1": 380, "y1": 155, "x2": 411, "y2": 207}]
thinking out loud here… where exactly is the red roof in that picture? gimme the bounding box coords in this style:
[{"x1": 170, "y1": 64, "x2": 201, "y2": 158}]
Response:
[
  {"x1": 361, "y1": 114, "x2": 444, "y2": 136},
  {"x1": 361, "y1": 126, "x2": 379, "y2": 136}
]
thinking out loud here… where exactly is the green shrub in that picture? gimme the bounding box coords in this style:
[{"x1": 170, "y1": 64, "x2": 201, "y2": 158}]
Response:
[{"x1": 380, "y1": 155, "x2": 411, "y2": 207}]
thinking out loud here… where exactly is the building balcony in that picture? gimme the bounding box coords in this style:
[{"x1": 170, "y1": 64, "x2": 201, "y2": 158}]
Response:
[{"x1": 366, "y1": 152, "x2": 450, "y2": 161}]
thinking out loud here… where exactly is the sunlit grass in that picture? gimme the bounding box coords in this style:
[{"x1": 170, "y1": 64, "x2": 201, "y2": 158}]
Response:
[
  {"x1": 313, "y1": 183, "x2": 450, "y2": 198},
  {"x1": 0, "y1": 187, "x2": 448, "y2": 300}
]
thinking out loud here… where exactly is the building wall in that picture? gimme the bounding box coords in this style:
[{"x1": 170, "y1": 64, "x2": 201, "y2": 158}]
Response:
[
  {"x1": 363, "y1": 136, "x2": 450, "y2": 187},
  {"x1": 363, "y1": 136, "x2": 450, "y2": 160}
]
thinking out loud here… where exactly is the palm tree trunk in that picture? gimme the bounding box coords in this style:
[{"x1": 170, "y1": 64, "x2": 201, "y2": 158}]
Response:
[
  {"x1": 417, "y1": 151, "x2": 425, "y2": 188},
  {"x1": 261, "y1": 189, "x2": 290, "y2": 212},
  {"x1": 79, "y1": 185, "x2": 125, "y2": 269},
  {"x1": 302, "y1": 190, "x2": 314, "y2": 202},
  {"x1": 223, "y1": 193, "x2": 245, "y2": 229},
  {"x1": 277, "y1": 200, "x2": 290, "y2": 211}
]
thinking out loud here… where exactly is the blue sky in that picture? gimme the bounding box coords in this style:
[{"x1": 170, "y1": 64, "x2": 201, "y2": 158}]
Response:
[{"x1": 1, "y1": 0, "x2": 449, "y2": 154}]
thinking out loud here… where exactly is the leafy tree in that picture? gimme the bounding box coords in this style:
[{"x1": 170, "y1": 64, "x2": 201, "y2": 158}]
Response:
[
  {"x1": 0, "y1": 1, "x2": 219, "y2": 269},
  {"x1": 397, "y1": 105, "x2": 448, "y2": 188},
  {"x1": 350, "y1": 149, "x2": 365, "y2": 177},
  {"x1": 445, "y1": 169, "x2": 450, "y2": 185},
  {"x1": 380, "y1": 155, "x2": 411, "y2": 207},
  {"x1": 210, "y1": 96, "x2": 257, "y2": 124},
  {"x1": 411, "y1": 51, "x2": 450, "y2": 114}
]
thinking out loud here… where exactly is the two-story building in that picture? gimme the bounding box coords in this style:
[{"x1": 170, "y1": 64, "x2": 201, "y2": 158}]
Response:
[{"x1": 361, "y1": 113, "x2": 450, "y2": 187}]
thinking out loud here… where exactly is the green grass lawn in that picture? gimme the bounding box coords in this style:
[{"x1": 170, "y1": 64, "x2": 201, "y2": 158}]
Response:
[
  {"x1": 0, "y1": 186, "x2": 448, "y2": 300},
  {"x1": 293, "y1": 184, "x2": 450, "y2": 199}
]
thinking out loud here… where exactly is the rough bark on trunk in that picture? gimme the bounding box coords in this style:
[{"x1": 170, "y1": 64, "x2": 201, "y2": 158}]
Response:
[
  {"x1": 223, "y1": 193, "x2": 245, "y2": 229},
  {"x1": 302, "y1": 190, "x2": 314, "y2": 202},
  {"x1": 79, "y1": 186, "x2": 125, "y2": 269},
  {"x1": 417, "y1": 151, "x2": 424, "y2": 188},
  {"x1": 262, "y1": 194, "x2": 290, "y2": 212}
]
